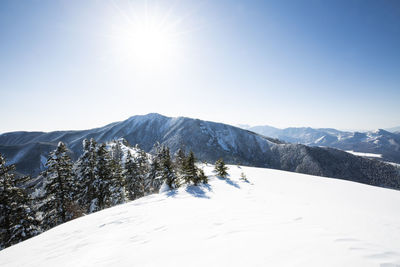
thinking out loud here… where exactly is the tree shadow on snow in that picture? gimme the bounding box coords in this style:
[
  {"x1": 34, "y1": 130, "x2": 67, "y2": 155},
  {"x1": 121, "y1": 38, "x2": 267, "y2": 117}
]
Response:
[
  {"x1": 165, "y1": 184, "x2": 213, "y2": 199},
  {"x1": 185, "y1": 184, "x2": 212, "y2": 199},
  {"x1": 166, "y1": 189, "x2": 179, "y2": 198},
  {"x1": 216, "y1": 175, "x2": 241, "y2": 189}
]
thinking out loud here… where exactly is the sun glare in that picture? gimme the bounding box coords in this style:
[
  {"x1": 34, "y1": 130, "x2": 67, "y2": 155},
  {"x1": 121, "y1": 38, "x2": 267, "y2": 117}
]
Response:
[{"x1": 109, "y1": 3, "x2": 184, "y2": 71}]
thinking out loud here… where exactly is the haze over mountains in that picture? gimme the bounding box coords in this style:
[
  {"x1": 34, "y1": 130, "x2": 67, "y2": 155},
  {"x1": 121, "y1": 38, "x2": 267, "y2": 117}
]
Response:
[
  {"x1": 0, "y1": 113, "x2": 399, "y2": 190},
  {"x1": 241, "y1": 125, "x2": 400, "y2": 164}
]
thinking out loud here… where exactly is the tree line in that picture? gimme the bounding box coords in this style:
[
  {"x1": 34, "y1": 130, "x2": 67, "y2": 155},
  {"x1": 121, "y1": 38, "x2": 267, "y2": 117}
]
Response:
[{"x1": 0, "y1": 138, "x2": 220, "y2": 250}]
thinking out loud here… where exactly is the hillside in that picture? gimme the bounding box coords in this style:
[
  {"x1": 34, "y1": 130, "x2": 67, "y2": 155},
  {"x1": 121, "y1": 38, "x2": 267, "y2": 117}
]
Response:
[
  {"x1": 0, "y1": 113, "x2": 399, "y2": 190},
  {"x1": 243, "y1": 125, "x2": 400, "y2": 164},
  {"x1": 1, "y1": 165, "x2": 399, "y2": 267}
]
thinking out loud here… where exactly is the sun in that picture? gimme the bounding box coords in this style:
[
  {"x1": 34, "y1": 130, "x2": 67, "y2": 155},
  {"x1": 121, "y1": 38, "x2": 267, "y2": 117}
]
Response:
[
  {"x1": 108, "y1": 2, "x2": 184, "y2": 71},
  {"x1": 128, "y1": 20, "x2": 174, "y2": 66}
]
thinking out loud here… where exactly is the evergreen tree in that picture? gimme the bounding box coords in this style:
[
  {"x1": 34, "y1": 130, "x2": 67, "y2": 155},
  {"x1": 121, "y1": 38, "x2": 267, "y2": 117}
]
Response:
[
  {"x1": 132, "y1": 145, "x2": 148, "y2": 199},
  {"x1": 75, "y1": 138, "x2": 97, "y2": 213},
  {"x1": 94, "y1": 143, "x2": 113, "y2": 211},
  {"x1": 0, "y1": 153, "x2": 39, "y2": 249},
  {"x1": 106, "y1": 157, "x2": 127, "y2": 207},
  {"x1": 40, "y1": 142, "x2": 75, "y2": 230},
  {"x1": 124, "y1": 151, "x2": 139, "y2": 200},
  {"x1": 147, "y1": 143, "x2": 163, "y2": 194},
  {"x1": 111, "y1": 139, "x2": 124, "y2": 162},
  {"x1": 214, "y1": 158, "x2": 228, "y2": 178},
  {"x1": 183, "y1": 151, "x2": 198, "y2": 185},
  {"x1": 240, "y1": 172, "x2": 249, "y2": 182},
  {"x1": 197, "y1": 168, "x2": 208, "y2": 184},
  {"x1": 174, "y1": 148, "x2": 186, "y2": 170},
  {"x1": 160, "y1": 146, "x2": 178, "y2": 189}
]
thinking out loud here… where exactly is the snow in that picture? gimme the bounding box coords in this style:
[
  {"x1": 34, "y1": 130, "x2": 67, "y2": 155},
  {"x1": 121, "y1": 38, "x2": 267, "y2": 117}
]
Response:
[
  {"x1": 346, "y1": 150, "x2": 383, "y2": 158},
  {"x1": 1, "y1": 165, "x2": 400, "y2": 267},
  {"x1": 314, "y1": 135, "x2": 326, "y2": 144}
]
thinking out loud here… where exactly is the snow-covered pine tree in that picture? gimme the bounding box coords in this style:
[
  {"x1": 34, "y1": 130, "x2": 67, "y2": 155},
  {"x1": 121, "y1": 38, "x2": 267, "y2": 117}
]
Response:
[
  {"x1": 174, "y1": 148, "x2": 186, "y2": 175},
  {"x1": 146, "y1": 143, "x2": 162, "y2": 194},
  {"x1": 160, "y1": 146, "x2": 178, "y2": 189},
  {"x1": 240, "y1": 172, "x2": 249, "y2": 182},
  {"x1": 110, "y1": 139, "x2": 124, "y2": 162},
  {"x1": 0, "y1": 153, "x2": 40, "y2": 249},
  {"x1": 75, "y1": 138, "x2": 98, "y2": 213},
  {"x1": 40, "y1": 142, "x2": 75, "y2": 230},
  {"x1": 132, "y1": 145, "x2": 148, "y2": 199},
  {"x1": 124, "y1": 150, "x2": 139, "y2": 201},
  {"x1": 214, "y1": 158, "x2": 228, "y2": 178},
  {"x1": 183, "y1": 151, "x2": 199, "y2": 185},
  {"x1": 197, "y1": 168, "x2": 208, "y2": 184},
  {"x1": 94, "y1": 143, "x2": 113, "y2": 211},
  {"x1": 105, "y1": 157, "x2": 127, "y2": 207}
]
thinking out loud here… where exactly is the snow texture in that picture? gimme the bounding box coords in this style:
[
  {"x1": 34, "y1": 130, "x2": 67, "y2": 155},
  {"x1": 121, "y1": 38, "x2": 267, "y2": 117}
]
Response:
[
  {"x1": 346, "y1": 150, "x2": 383, "y2": 158},
  {"x1": 1, "y1": 166, "x2": 400, "y2": 267}
]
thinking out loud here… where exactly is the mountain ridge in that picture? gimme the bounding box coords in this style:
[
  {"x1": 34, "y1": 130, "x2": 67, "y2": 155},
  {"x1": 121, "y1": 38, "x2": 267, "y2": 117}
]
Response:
[
  {"x1": 0, "y1": 113, "x2": 399, "y2": 189},
  {"x1": 241, "y1": 125, "x2": 400, "y2": 164}
]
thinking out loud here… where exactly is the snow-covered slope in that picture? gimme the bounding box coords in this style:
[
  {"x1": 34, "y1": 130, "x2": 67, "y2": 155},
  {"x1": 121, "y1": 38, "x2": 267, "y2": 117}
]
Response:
[
  {"x1": 1, "y1": 166, "x2": 400, "y2": 267},
  {"x1": 243, "y1": 125, "x2": 400, "y2": 164}
]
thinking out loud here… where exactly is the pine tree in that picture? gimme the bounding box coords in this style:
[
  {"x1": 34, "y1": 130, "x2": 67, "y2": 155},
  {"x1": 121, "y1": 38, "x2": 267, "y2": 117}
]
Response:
[
  {"x1": 183, "y1": 151, "x2": 198, "y2": 185},
  {"x1": 132, "y1": 145, "x2": 148, "y2": 199},
  {"x1": 124, "y1": 151, "x2": 139, "y2": 201},
  {"x1": 147, "y1": 143, "x2": 163, "y2": 194},
  {"x1": 214, "y1": 158, "x2": 228, "y2": 178},
  {"x1": 0, "y1": 153, "x2": 39, "y2": 249},
  {"x1": 75, "y1": 138, "x2": 97, "y2": 213},
  {"x1": 160, "y1": 146, "x2": 178, "y2": 189},
  {"x1": 40, "y1": 142, "x2": 75, "y2": 230},
  {"x1": 240, "y1": 172, "x2": 249, "y2": 182},
  {"x1": 197, "y1": 168, "x2": 208, "y2": 184},
  {"x1": 94, "y1": 143, "x2": 113, "y2": 211},
  {"x1": 174, "y1": 148, "x2": 186, "y2": 169},
  {"x1": 106, "y1": 157, "x2": 127, "y2": 207},
  {"x1": 111, "y1": 139, "x2": 124, "y2": 162}
]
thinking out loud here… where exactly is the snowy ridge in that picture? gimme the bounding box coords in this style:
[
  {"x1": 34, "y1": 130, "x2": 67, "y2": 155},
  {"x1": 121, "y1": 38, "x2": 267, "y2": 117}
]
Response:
[
  {"x1": 243, "y1": 125, "x2": 400, "y2": 164},
  {"x1": 1, "y1": 165, "x2": 400, "y2": 267},
  {"x1": 1, "y1": 113, "x2": 399, "y2": 191}
]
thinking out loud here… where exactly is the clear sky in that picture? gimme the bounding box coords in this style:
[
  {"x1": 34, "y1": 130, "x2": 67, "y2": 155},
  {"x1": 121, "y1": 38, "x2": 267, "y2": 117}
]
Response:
[{"x1": 1, "y1": 0, "x2": 399, "y2": 133}]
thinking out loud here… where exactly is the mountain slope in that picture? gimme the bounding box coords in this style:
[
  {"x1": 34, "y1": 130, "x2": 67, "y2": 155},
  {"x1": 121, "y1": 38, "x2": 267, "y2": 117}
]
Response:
[
  {"x1": 387, "y1": 126, "x2": 400, "y2": 133},
  {"x1": 1, "y1": 165, "x2": 400, "y2": 267},
  {"x1": 244, "y1": 125, "x2": 400, "y2": 164},
  {"x1": 0, "y1": 113, "x2": 399, "y2": 189}
]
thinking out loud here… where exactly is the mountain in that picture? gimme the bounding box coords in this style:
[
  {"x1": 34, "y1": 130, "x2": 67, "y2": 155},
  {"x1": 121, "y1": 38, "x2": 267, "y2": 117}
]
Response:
[
  {"x1": 243, "y1": 125, "x2": 400, "y2": 164},
  {"x1": 387, "y1": 126, "x2": 400, "y2": 133},
  {"x1": 0, "y1": 113, "x2": 399, "y2": 189},
  {"x1": 1, "y1": 165, "x2": 400, "y2": 266}
]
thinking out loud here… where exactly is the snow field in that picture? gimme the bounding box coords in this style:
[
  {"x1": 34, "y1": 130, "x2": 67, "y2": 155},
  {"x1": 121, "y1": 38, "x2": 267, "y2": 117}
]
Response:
[{"x1": 1, "y1": 165, "x2": 400, "y2": 267}]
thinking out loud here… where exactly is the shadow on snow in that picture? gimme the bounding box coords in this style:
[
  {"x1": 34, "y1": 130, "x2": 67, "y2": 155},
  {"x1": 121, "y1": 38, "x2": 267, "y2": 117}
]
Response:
[
  {"x1": 216, "y1": 175, "x2": 241, "y2": 189},
  {"x1": 166, "y1": 183, "x2": 213, "y2": 199}
]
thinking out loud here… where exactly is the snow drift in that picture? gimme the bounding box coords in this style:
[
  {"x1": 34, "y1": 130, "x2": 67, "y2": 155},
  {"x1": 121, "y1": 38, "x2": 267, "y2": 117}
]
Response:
[{"x1": 1, "y1": 165, "x2": 400, "y2": 267}]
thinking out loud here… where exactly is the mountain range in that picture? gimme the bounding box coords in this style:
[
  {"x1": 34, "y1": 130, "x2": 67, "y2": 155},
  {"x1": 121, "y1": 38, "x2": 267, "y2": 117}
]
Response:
[
  {"x1": 242, "y1": 125, "x2": 400, "y2": 164},
  {"x1": 0, "y1": 113, "x2": 399, "y2": 189}
]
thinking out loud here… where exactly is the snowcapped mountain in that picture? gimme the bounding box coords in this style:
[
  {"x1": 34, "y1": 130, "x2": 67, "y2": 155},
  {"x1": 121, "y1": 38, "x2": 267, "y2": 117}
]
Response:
[
  {"x1": 1, "y1": 165, "x2": 400, "y2": 267},
  {"x1": 0, "y1": 113, "x2": 399, "y2": 189},
  {"x1": 243, "y1": 125, "x2": 400, "y2": 164},
  {"x1": 387, "y1": 126, "x2": 400, "y2": 133}
]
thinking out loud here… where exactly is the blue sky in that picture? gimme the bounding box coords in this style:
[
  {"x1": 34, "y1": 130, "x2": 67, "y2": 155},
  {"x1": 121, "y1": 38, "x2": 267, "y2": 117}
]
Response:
[{"x1": 1, "y1": 0, "x2": 399, "y2": 132}]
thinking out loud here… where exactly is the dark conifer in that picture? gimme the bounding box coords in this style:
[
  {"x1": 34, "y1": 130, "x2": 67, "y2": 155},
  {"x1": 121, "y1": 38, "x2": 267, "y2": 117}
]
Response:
[
  {"x1": 124, "y1": 151, "x2": 139, "y2": 200},
  {"x1": 183, "y1": 151, "x2": 197, "y2": 185},
  {"x1": 40, "y1": 142, "x2": 75, "y2": 230},
  {"x1": 160, "y1": 146, "x2": 178, "y2": 189},
  {"x1": 0, "y1": 153, "x2": 40, "y2": 249},
  {"x1": 214, "y1": 158, "x2": 228, "y2": 178}
]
